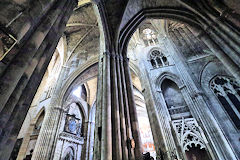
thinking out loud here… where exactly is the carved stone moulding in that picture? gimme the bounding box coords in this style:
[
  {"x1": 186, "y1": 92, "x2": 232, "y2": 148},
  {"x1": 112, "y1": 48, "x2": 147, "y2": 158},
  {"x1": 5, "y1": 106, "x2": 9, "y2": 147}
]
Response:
[{"x1": 0, "y1": 29, "x2": 17, "y2": 61}]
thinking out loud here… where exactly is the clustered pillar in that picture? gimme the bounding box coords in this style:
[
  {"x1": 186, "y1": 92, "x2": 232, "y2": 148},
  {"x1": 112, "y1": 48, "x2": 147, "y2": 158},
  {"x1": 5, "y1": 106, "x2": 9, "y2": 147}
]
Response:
[{"x1": 93, "y1": 51, "x2": 143, "y2": 160}]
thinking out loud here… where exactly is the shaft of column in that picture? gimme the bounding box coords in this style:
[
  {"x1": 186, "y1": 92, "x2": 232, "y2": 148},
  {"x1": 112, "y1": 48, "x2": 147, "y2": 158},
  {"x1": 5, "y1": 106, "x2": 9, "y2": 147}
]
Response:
[
  {"x1": 30, "y1": 1, "x2": 77, "y2": 159},
  {"x1": 119, "y1": 58, "x2": 135, "y2": 160},
  {"x1": 0, "y1": 0, "x2": 69, "y2": 111},
  {"x1": 93, "y1": 55, "x2": 103, "y2": 160},
  {"x1": 16, "y1": 124, "x2": 35, "y2": 160},
  {"x1": 33, "y1": 69, "x2": 69, "y2": 159},
  {"x1": 116, "y1": 55, "x2": 129, "y2": 160},
  {"x1": 0, "y1": 19, "x2": 65, "y2": 160},
  {"x1": 123, "y1": 57, "x2": 143, "y2": 160},
  {"x1": 110, "y1": 54, "x2": 122, "y2": 160},
  {"x1": 0, "y1": 32, "x2": 49, "y2": 135},
  {"x1": 81, "y1": 120, "x2": 90, "y2": 160},
  {"x1": 101, "y1": 51, "x2": 112, "y2": 160}
]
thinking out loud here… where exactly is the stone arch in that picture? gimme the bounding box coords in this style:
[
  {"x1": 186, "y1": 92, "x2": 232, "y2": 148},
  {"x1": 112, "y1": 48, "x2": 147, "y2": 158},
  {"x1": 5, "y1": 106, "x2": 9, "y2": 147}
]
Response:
[
  {"x1": 32, "y1": 107, "x2": 46, "y2": 125},
  {"x1": 83, "y1": 83, "x2": 90, "y2": 104},
  {"x1": 200, "y1": 61, "x2": 229, "y2": 89},
  {"x1": 60, "y1": 56, "x2": 98, "y2": 104},
  {"x1": 62, "y1": 146, "x2": 75, "y2": 160},
  {"x1": 89, "y1": 101, "x2": 96, "y2": 123},
  {"x1": 64, "y1": 101, "x2": 87, "y2": 121},
  {"x1": 118, "y1": 8, "x2": 204, "y2": 57},
  {"x1": 198, "y1": 60, "x2": 215, "y2": 84},
  {"x1": 155, "y1": 72, "x2": 184, "y2": 91}
]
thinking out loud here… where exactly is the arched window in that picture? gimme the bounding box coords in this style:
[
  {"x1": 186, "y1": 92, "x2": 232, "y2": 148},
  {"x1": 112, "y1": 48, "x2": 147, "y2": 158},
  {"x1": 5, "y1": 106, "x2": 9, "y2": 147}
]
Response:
[
  {"x1": 64, "y1": 103, "x2": 84, "y2": 136},
  {"x1": 161, "y1": 78, "x2": 210, "y2": 160},
  {"x1": 161, "y1": 79, "x2": 190, "y2": 120},
  {"x1": 63, "y1": 147, "x2": 74, "y2": 160},
  {"x1": 210, "y1": 76, "x2": 240, "y2": 129},
  {"x1": 150, "y1": 50, "x2": 168, "y2": 68}
]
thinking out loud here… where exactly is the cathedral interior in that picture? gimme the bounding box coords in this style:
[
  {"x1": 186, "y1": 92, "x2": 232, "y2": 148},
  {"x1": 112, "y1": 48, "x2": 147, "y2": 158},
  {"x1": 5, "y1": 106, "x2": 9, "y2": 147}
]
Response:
[{"x1": 0, "y1": 0, "x2": 240, "y2": 160}]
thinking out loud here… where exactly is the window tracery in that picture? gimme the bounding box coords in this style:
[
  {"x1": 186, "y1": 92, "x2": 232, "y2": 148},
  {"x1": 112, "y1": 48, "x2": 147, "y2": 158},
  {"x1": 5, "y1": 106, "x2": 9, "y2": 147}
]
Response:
[
  {"x1": 150, "y1": 50, "x2": 168, "y2": 68},
  {"x1": 210, "y1": 76, "x2": 240, "y2": 129},
  {"x1": 161, "y1": 78, "x2": 209, "y2": 159},
  {"x1": 172, "y1": 118, "x2": 207, "y2": 152}
]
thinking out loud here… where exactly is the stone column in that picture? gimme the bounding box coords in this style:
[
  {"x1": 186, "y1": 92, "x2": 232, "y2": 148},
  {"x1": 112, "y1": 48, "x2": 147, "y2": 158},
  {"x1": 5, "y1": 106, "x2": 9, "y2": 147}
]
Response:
[
  {"x1": 123, "y1": 57, "x2": 143, "y2": 160},
  {"x1": 137, "y1": 59, "x2": 176, "y2": 160},
  {"x1": 93, "y1": 54, "x2": 103, "y2": 160},
  {"x1": 94, "y1": 50, "x2": 143, "y2": 160},
  {"x1": 110, "y1": 53, "x2": 122, "y2": 160},
  {"x1": 0, "y1": 0, "x2": 74, "y2": 157},
  {"x1": 119, "y1": 57, "x2": 136, "y2": 160},
  {"x1": 0, "y1": 0, "x2": 59, "y2": 75},
  {"x1": 81, "y1": 119, "x2": 90, "y2": 160},
  {"x1": 116, "y1": 55, "x2": 130, "y2": 160},
  {"x1": 27, "y1": 1, "x2": 76, "y2": 159},
  {"x1": 100, "y1": 51, "x2": 112, "y2": 160},
  {"x1": 0, "y1": 0, "x2": 70, "y2": 110}
]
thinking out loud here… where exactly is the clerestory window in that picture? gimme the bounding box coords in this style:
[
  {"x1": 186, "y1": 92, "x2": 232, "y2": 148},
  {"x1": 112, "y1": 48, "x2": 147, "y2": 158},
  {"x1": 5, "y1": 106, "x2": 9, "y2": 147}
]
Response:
[
  {"x1": 210, "y1": 76, "x2": 240, "y2": 129},
  {"x1": 150, "y1": 50, "x2": 168, "y2": 68}
]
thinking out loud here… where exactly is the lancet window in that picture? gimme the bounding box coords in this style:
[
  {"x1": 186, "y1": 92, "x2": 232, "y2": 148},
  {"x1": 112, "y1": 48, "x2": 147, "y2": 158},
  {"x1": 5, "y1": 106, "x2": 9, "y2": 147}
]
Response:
[
  {"x1": 150, "y1": 50, "x2": 168, "y2": 68},
  {"x1": 161, "y1": 79, "x2": 190, "y2": 120},
  {"x1": 210, "y1": 76, "x2": 240, "y2": 129}
]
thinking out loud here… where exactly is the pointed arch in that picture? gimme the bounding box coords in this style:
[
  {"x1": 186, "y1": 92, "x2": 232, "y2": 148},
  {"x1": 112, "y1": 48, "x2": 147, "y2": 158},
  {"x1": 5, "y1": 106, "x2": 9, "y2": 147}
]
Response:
[
  {"x1": 32, "y1": 107, "x2": 46, "y2": 125},
  {"x1": 155, "y1": 72, "x2": 184, "y2": 90}
]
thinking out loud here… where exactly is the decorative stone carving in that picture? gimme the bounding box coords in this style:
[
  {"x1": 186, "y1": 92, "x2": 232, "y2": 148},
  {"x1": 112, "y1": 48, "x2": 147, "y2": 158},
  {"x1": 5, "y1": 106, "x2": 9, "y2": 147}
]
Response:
[
  {"x1": 0, "y1": 29, "x2": 17, "y2": 61},
  {"x1": 210, "y1": 76, "x2": 240, "y2": 97},
  {"x1": 172, "y1": 118, "x2": 207, "y2": 152},
  {"x1": 59, "y1": 132, "x2": 84, "y2": 145}
]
